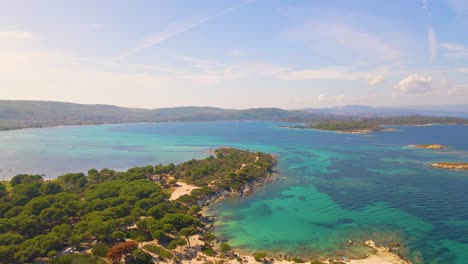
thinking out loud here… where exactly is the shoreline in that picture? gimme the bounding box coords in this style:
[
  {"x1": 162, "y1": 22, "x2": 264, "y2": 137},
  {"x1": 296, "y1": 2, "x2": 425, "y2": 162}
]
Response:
[
  {"x1": 431, "y1": 162, "x2": 468, "y2": 170},
  {"x1": 408, "y1": 144, "x2": 446, "y2": 149},
  {"x1": 169, "y1": 153, "x2": 412, "y2": 264},
  {"x1": 0, "y1": 120, "x2": 292, "y2": 132}
]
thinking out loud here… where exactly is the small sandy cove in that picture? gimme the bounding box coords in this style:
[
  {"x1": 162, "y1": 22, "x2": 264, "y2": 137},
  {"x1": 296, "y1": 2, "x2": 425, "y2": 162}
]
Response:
[{"x1": 169, "y1": 182, "x2": 200, "y2": 201}]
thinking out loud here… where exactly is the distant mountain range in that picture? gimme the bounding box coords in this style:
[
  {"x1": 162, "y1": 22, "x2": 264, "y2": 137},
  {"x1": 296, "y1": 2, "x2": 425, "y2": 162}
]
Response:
[
  {"x1": 301, "y1": 105, "x2": 468, "y2": 117},
  {"x1": 1, "y1": 100, "x2": 467, "y2": 131},
  {"x1": 0, "y1": 100, "x2": 323, "y2": 130}
]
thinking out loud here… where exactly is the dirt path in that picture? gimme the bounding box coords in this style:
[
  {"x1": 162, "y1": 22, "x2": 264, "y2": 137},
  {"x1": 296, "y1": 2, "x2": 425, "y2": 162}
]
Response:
[{"x1": 235, "y1": 156, "x2": 259, "y2": 173}]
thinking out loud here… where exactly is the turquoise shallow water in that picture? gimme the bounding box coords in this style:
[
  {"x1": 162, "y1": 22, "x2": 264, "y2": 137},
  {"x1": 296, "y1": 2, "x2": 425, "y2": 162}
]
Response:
[{"x1": 1, "y1": 122, "x2": 467, "y2": 263}]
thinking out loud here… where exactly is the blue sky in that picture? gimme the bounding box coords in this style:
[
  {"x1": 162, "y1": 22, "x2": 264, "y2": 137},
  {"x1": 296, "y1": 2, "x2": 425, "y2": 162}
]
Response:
[{"x1": 1, "y1": 0, "x2": 467, "y2": 109}]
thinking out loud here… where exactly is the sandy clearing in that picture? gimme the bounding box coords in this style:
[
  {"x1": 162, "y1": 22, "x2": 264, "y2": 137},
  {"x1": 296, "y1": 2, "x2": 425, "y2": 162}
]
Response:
[{"x1": 169, "y1": 182, "x2": 200, "y2": 201}]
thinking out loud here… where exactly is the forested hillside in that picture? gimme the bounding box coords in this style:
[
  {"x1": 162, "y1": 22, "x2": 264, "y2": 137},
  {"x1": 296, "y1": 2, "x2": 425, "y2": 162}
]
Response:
[
  {"x1": 0, "y1": 148, "x2": 275, "y2": 264},
  {"x1": 0, "y1": 100, "x2": 319, "y2": 130}
]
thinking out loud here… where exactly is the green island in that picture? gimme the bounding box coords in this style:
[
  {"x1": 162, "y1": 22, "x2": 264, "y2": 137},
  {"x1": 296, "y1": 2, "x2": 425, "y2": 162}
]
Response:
[
  {"x1": 409, "y1": 144, "x2": 447, "y2": 149},
  {"x1": 431, "y1": 162, "x2": 468, "y2": 170},
  {"x1": 0, "y1": 148, "x2": 412, "y2": 264},
  {"x1": 288, "y1": 116, "x2": 468, "y2": 133}
]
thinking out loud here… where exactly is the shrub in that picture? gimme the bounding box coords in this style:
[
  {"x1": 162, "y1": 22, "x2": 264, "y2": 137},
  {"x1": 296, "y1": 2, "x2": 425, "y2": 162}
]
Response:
[
  {"x1": 292, "y1": 256, "x2": 305, "y2": 263},
  {"x1": 220, "y1": 242, "x2": 231, "y2": 253},
  {"x1": 142, "y1": 245, "x2": 173, "y2": 260},
  {"x1": 47, "y1": 250, "x2": 57, "y2": 258},
  {"x1": 202, "y1": 246, "x2": 216, "y2": 256},
  {"x1": 310, "y1": 261, "x2": 324, "y2": 264},
  {"x1": 253, "y1": 252, "x2": 267, "y2": 262},
  {"x1": 92, "y1": 242, "x2": 109, "y2": 257}
]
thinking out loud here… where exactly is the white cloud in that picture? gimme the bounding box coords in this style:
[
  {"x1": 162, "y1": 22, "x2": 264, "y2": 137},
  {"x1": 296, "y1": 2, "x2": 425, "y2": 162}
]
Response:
[
  {"x1": 457, "y1": 67, "x2": 468, "y2": 73},
  {"x1": 115, "y1": 0, "x2": 254, "y2": 60},
  {"x1": 441, "y1": 42, "x2": 468, "y2": 58},
  {"x1": 428, "y1": 27, "x2": 437, "y2": 63},
  {"x1": 397, "y1": 74, "x2": 434, "y2": 94},
  {"x1": 396, "y1": 74, "x2": 454, "y2": 95},
  {"x1": 0, "y1": 31, "x2": 36, "y2": 41},
  {"x1": 366, "y1": 75, "x2": 385, "y2": 85}
]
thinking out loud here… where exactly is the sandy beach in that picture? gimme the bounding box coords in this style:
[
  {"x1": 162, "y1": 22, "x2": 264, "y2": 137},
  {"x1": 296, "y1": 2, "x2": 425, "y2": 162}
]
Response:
[{"x1": 169, "y1": 182, "x2": 200, "y2": 201}]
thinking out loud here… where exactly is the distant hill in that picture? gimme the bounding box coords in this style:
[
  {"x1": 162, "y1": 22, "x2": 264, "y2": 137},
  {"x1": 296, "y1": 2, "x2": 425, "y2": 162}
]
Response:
[
  {"x1": 0, "y1": 100, "x2": 322, "y2": 130},
  {"x1": 1, "y1": 100, "x2": 467, "y2": 131},
  {"x1": 302, "y1": 105, "x2": 468, "y2": 117}
]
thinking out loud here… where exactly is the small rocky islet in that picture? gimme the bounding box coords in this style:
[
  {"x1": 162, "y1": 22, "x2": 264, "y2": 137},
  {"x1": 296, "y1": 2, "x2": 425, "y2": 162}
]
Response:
[
  {"x1": 431, "y1": 162, "x2": 468, "y2": 170},
  {"x1": 409, "y1": 144, "x2": 446, "y2": 149}
]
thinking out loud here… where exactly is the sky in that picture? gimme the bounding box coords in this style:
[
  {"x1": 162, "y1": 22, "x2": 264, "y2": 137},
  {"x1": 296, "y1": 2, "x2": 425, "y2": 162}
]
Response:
[{"x1": 1, "y1": 0, "x2": 468, "y2": 109}]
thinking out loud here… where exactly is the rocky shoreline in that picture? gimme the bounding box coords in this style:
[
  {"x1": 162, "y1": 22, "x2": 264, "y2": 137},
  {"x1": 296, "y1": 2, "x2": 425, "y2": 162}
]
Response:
[
  {"x1": 170, "y1": 155, "x2": 413, "y2": 264},
  {"x1": 431, "y1": 162, "x2": 468, "y2": 170},
  {"x1": 409, "y1": 144, "x2": 446, "y2": 149}
]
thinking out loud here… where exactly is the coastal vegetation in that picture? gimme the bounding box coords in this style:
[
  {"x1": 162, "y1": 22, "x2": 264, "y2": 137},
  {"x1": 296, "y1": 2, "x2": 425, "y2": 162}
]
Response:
[
  {"x1": 289, "y1": 116, "x2": 468, "y2": 133},
  {"x1": 0, "y1": 148, "x2": 275, "y2": 263}
]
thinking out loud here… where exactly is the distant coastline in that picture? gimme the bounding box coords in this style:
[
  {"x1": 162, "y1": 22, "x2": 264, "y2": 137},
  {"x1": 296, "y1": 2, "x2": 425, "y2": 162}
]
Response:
[
  {"x1": 284, "y1": 117, "x2": 468, "y2": 134},
  {"x1": 1, "y1": 100, "x2": 468, "y2": 132}
]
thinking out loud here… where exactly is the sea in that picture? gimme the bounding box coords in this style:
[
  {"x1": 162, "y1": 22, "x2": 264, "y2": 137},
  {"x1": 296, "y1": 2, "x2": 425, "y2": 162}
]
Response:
[{"x1": 0, "y1": 121, "x2": 467, "y2": 263}]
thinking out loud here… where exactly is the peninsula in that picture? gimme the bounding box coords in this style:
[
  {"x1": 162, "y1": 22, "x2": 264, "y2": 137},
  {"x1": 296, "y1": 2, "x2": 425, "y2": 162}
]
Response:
[{"x1": 0, "y1": 148, "x2": 412, "y2": 264}]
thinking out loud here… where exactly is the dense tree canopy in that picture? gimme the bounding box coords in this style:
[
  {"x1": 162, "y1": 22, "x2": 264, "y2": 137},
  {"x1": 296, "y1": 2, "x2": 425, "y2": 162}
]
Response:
[{"x1": 0, "y1": 148, "x2": 274, "y2": 264}]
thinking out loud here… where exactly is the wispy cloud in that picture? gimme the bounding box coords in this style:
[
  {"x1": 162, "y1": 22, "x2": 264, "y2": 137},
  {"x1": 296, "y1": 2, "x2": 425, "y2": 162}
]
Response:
[
  {"x1": 277, "y1": 66, "x2": 389, "y2": 86},
  {"x1": 0, "y1": 31, "x2": 36, "y2": 41},
  {"x1": 366, "y1": 75, "x2": 385, "y2": 85},
  {"x1": 171, "y1": 54, "x2": 391, "y2": 85},
  {"x1": 115, "y1": 0, "x2": 254, "y2": 61},
  {"x1": 441, "y1": 42, "x2": 468, "y2": 58},
  {"x1": 279, "y1": 67, "x2": 363, "y2": 81},
  {"x1": 428, "y1": 27, "x2": 437, "y2": 63},
  {"x1": 174, "y1": 55, "x2": 226, "y2": 69},
  {"x1": 286, "y1": 19, "x2": 401, "y2": 63}
]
